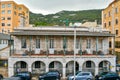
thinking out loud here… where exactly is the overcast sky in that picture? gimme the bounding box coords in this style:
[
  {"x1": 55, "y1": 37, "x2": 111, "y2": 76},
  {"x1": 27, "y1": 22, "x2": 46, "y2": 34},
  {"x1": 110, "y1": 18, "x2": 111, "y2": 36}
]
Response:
[{"x1": 2, "y1": 0, "x2": 113, "y2": 15}]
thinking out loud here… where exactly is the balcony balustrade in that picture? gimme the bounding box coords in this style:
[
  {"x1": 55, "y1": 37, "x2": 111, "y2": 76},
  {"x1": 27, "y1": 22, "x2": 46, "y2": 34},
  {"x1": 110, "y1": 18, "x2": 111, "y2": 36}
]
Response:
[{"x1": 10, "y1": 49, "x2": 113, "y2": 57}]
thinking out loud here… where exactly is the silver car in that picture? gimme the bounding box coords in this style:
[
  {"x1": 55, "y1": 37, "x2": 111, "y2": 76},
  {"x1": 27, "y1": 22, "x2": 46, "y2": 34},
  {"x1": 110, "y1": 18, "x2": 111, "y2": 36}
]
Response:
[
  {"x1": 67, "y1": 72, "x2": 93, "y2": 80},
  {"x1": 3, "y1": 77, "x2": 22, "y2": 80}
]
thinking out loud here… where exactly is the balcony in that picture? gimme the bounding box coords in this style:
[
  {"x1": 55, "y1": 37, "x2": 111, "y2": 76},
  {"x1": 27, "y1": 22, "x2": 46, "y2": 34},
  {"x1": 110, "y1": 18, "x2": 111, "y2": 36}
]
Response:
[{"x1": 10, "y1": 49, "x2": 113, "y2": 57}]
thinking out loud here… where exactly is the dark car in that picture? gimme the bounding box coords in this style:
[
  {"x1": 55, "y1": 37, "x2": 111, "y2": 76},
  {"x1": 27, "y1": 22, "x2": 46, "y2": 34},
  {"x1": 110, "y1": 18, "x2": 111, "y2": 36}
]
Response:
[
  {"x1": 39, "y1": 71, "x2": 61, "y2": 80},
  {"x1": 0, "y1": 74, "x2": 3, "y2": 80},
  {"x1": 95, "y1": 72, "x2": 120, "y2": 80},
  {"x1": 14, "y1": 71, "x2": 32, "y2": 80}
]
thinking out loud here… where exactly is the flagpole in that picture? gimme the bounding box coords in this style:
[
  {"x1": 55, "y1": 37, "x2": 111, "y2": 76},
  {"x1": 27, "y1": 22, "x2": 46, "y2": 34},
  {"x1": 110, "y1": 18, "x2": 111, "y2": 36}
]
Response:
[{"x1": 73, "y1": 26, "x2": 76, "y2": 80}]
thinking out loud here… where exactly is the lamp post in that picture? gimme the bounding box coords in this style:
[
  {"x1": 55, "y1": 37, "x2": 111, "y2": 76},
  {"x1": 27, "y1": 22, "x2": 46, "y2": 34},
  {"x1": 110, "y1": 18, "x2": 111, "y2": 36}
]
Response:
[{"x1": 73, "y1": 26, "x2": 76, "y2": 80}]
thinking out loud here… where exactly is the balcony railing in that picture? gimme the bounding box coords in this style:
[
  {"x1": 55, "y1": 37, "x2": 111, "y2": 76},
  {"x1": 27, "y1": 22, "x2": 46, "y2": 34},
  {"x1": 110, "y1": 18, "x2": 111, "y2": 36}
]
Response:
[{"x1": 10, "y1": 49, "x2": 113, "y2": 57}]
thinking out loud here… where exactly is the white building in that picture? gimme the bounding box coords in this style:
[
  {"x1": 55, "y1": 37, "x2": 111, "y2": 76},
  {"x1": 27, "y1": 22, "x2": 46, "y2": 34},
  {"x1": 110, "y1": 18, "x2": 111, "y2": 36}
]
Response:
[
  {"x1": 0, "y1": 33, "x2": 10, "y2": 50},
  {"x1": 8, "y1": 26, "x2": 116, "y2": 78}
]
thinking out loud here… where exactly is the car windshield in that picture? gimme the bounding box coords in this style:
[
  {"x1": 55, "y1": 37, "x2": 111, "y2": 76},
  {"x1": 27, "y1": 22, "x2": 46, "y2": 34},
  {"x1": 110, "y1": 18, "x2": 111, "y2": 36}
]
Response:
[
  {"x1": 99, "y1": 72, "x2": 108, "y2": 76},
  {"x1": 105, "y1": 72, "x2": 118, "y2": 76},
  {"x1": 16, "y1": 73, "x2": 29, "y2": 76},
  {"x1": 47, "y1": 72, "x2": 58, "y2": 75},
  {"x1": 76, "y1": 71, "x2": 81, "y2": 75},
  {"x1": 77, "y1": 73, "x2": 90, "y2": 76}
]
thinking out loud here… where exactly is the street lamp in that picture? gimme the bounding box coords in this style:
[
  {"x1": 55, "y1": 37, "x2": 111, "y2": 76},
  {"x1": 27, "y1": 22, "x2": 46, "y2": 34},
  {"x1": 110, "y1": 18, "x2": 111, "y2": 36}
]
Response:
[{"x1": 73, "y1": 26, "x2": 76, "y2": 80}]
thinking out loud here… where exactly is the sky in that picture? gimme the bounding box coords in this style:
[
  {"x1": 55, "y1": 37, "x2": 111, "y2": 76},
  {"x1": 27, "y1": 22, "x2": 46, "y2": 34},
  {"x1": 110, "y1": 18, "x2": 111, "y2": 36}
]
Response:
[{"x1": 1, "y1": 0, "x2": 113, "y2": 15}]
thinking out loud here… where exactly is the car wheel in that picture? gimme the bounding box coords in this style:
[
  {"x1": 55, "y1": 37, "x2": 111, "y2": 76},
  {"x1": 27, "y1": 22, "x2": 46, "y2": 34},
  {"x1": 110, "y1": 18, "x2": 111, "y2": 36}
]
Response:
[
  {"x1": 41, "y1": 79, "x2": 44, "y2": 80},
  {"x1": 87, "y1": 79, "x2": 91, "y2": 80},
  {"x1": 56, "y1": 78, "x2": 59, "y2": 80},
  {"x1": 116, "y1": 78, "x2": 119, "y2": 80}
]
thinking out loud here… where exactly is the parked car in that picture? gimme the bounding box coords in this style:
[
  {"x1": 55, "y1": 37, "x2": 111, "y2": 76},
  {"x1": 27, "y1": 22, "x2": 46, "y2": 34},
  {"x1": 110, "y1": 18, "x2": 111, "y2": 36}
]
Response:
[
  {"x1": 39, "y1": 71, "x2": 61, "y2": 80},
  {"x1": 13, "y1": 71, "x2": 32, "y2": 80},
  {"x1": 3, "y1": 76, "x2": 22, "y2": 80},
  {"x1": 67, "y1": 71, "x2": 81, "y2": 77},
  {"x1": 0, "y1": 74, "x2": 3, "y2": 80},
  {"x1": 67, "y1": 72, "x2": 93, "y2": 80},
  {"x1": 95, "y1": 71, "x2": 120, "y2": 80}
]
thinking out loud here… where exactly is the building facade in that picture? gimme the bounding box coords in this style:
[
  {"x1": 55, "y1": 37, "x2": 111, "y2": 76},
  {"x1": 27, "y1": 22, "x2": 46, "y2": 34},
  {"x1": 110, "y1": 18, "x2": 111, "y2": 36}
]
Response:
[
  {"x1": 0, "y1": 1, "x2": 29, "y2": 34},
  {"x1": 9, "y1": 27, "x2": 116, "y2": 78},
  {"x1": 102, "y1": 0, "x2": 120, "y2": 63}
]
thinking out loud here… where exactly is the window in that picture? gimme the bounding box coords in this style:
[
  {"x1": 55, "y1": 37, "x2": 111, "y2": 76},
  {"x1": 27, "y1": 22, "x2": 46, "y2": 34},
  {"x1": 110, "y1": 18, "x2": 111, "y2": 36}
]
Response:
[
  {"x1": 115, "y1": 19, "x2": 118, "y2": 25},
  {"x1": 14, "y1": 11, "x2": 16, "y2": 15},
  {"x1": 86, "y1": 61, "x2": 91, "y2": 68},
  {"x1": 7, "y1": 10, "x2": 11, "y2": 14},
  {"x1": 0, "y1": 40, "x2": 1, "y2": 44},
  {"x1": 2, "y1": 23, "x2": 5, "y2": 26},
  {"x1": 115, "y1": 41, "x2": 120, "y2": 48},
  {"x1": 21, "y1": 38, "x2": 26, "y2": 48},
  {"x1": 116, "y1": 30, "x2": 118, "y2": 35},
  {"x1": 63, "y1": 37, "x2": 67, "y2": 49},
  {"x1": 21, "y1": 62, "x2": 26, "y2": 68},
  {"x1": 86, "y1": 39, "x2": 91, "y2": 49},
  {"x1": 104, "y1": 14, "x2": 106, "y2": 18},
  {"x1": 35, "y1": 61, "x2": 41, "y2": 68},
  {"x1": 19, "y1": 7, "x2": 22, "y2": 10},
  {"x1": 1, "y1": 17, "x2": 5, "y2": 20},
  {"x1": 2, "y1": 4, "x2": 5, "y2": 8},
  {"x1": 99, "y1": 62, "x2": 103, "y2": 67},
  {"x1": 109, "y1": 41, "x2": 111, "y2": 48},
  {"x1": 8, "y1": 30, "x2": 10, "y2": 33},
  {"x1": 14, "y1": 6, "x2": 16, "y2": 9},
  {"x1": 7, "y1": 23, "x2": 11, "y2": 26},
  {"x1": 36, "y1": 38, "x2": 40, "y2": 48},
  {"x1": 76, "y1": 39, "x2": 79, "y2": 49},
  {"x1": 49, "y1": 38, "x2": 54, "y2": 48},
  {"x1": 26, "y1": 10, "x2": 29, "y2": 14},
  {"x1": 2, "y1": 10, "x2": 5, "y2": 14},
  {"x1": 104, "y1": 23, "x2": 106, "y2": 28},
  {"x1": 49, "y1": 62, "x2": 54, "y2": 68},
  {"x1": 115, "y1": 7, "x2": 118, "y2": 14},
  {"x1": 7, "y1": 17, "x2": 11, "y2": 20},
  {"x1": 2, "y1": 29, "x2": 4, "y2": 33},
  {"x1": 108, "y1": 11, "x2": 111, "y2": 17},
  {"x1": 108, "y1": 21, "x2": 111, "y2": 26},
  {"x1": 7, "y1": 4, "x2": 11, "y2": 8}
]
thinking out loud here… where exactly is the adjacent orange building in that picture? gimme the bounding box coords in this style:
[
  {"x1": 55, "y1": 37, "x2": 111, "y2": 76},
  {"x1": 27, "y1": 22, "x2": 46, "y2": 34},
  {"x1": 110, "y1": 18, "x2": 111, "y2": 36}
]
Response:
[
  {"x1": 102, "y1": 0, "x2": 120, "y2": 62},
  {"x1": 0, "y1": 1, "x2": 29, "y2": 34}
]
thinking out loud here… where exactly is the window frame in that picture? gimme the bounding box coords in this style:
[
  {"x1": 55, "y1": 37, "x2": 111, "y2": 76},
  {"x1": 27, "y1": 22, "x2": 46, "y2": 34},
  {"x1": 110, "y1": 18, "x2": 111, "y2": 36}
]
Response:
[{"x1": 21, "y1": 38, "x2": 27, "y2": 48}]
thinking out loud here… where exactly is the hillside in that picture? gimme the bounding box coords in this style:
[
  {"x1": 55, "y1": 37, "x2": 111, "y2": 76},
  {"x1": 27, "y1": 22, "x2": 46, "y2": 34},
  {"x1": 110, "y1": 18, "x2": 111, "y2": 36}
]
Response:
[{"x1": 29, "y1": 9, "x2": 102, "y2": 26}]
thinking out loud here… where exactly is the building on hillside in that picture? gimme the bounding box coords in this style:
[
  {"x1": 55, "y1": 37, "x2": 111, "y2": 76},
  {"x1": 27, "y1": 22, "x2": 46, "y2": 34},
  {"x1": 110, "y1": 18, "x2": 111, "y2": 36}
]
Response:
[
  {"x1": 0, "y1": 33, "x2": 11, "y2": 50},
  {"x1": 0, "y1": 1, "x2": 29, "y2": 34},
  {"x1": 81, "y1": 20, "x2": 98, "y2": 27},
  {"x1": 102, "y1": 0, "x2": 120, "y2": 63},
  {"x1": 8, "y1": 26, "x2": 116, "y2": 78},
  {"x1": 0, "y1": 33, "x2": 11, "y2": 77}
]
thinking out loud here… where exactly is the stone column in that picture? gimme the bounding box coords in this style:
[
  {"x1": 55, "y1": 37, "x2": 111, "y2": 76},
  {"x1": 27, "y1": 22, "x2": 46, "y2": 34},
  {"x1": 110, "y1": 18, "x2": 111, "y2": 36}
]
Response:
[
  {"x1": 111, "y1": 37, "x2": 115, "y2": 54},
  {"x1": 95, "y1": 66, "x2": 99, "y2": 75},
  {"x1": 8, "y1": 58, "x2": 14, "y2": 77},
  {"x1": 78, "y1": 60, "x2": 83, "y2": 72},
  {"x1": 28, "y1": 65, "x2": 32, "y2": 72},
  {"x1": 46, "y1": 63, "x2": 49, "y2": 72},
  {"x1": 79, "y1": 65, "x2": 82, "y2": 71},
  {"x1": 8, "y1": 67, "x2": 14, "y2": 77},
  {"x1": 62, "y1": 63, "x2": 66, "y2": 79}
]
